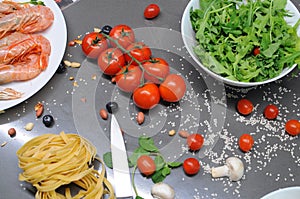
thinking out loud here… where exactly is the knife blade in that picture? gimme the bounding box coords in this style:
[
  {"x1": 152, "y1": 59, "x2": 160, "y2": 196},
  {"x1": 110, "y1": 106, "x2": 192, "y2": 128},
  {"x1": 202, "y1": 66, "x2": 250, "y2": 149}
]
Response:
[{"x1": 110, "y1": 114, "x2": 134, "y2": 198}]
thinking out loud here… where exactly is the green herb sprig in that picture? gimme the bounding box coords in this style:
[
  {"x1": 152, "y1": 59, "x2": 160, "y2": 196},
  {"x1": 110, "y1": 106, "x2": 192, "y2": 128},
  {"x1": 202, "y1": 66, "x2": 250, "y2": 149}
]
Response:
[
  {"x1": 20, "y1": 0, "x2": 45, "y2": 6},
  {"x1": 103, "y1": 136, "x2": 182, "y2": 199}
]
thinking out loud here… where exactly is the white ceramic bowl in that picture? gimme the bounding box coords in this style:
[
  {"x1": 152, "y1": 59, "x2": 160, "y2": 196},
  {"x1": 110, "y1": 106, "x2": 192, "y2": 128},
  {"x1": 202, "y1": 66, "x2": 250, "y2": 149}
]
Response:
[
  {"x1": 181, "y1": 0, "x2": 300, "y2": 87},
  {"x1": 261, "y1": 187, "x2": 300, "y2": 199}
]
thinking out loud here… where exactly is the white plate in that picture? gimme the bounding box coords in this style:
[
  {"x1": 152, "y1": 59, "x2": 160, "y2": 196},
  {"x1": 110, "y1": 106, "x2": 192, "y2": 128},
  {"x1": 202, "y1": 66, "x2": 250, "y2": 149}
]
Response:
[
  {"x1": 181, "y1": 0, "x2": 300, "y2": 87},
  {"x1": 0, "y1": 0, "x2": 67, "y2": 110},
  {"x1": 261, "y1": 187, "x2": 300, "y2": 199}
]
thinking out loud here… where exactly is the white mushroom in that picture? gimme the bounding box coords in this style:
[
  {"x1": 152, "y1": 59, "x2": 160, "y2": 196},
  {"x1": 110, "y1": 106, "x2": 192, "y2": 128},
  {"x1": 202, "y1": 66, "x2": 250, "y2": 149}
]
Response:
[
  {"x1": 211, "y1": 157, "x2": 244, "y2": 181},
  {"x1": 151, "y1": 182, "x2": 175, "y2": 199}
]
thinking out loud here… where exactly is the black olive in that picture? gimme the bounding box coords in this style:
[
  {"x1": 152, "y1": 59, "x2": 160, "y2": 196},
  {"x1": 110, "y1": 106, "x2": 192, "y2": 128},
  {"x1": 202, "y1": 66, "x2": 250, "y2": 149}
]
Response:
[
  {"x1": 101, "y1": 25, "x2": 112, "y2": 35},
  {"x1": 56, "y1": 61, "x2": 66, "y2": 74},
  {"x1": 106, "y1": 102, "x2": 118, "y2": 113},
  {"x1": 43, "y1": 115, "x2": 54, "y2": 127}
]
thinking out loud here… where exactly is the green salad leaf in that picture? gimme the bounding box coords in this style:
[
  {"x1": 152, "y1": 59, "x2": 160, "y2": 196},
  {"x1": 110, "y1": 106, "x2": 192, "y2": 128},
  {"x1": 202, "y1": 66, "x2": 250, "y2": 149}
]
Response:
[{"x1": 190, "y1": 0, "x2": 300, "y2": 82}]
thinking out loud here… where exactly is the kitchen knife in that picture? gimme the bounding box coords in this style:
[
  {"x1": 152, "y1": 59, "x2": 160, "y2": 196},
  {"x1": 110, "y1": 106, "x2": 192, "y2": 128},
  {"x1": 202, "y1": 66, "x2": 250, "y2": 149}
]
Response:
[{"x1": 110, "y1": 114, "x2": 134, "y2": 198}]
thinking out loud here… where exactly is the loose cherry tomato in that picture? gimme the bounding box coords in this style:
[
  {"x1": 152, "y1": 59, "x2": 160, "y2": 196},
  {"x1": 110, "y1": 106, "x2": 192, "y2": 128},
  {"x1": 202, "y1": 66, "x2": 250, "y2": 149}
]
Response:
[
  {"x1": 238, "y1": 134, "x2": 254, "y2": 152},
  {"x1": 109, "y1": 24, "x2": 135, "y2": 48},
  {"x1": 82, "y1": 32, "x2": 108, "y2": 59},
  {"x1": 187, "y1": 133, "x2": 204, "y2": 151},
  {"x1": 115, "y1": 65, "x2": 142, "y2": 93},
  {"x1": 159, "y1": 74, "x2": 186, "y2": 102},
  {"x1": 137, "y1": 155, "x2": 156, "y2": 176},
  {"x1": 285, "y1": 119, "x2": 300, "y2": 136},
  {"x1": 97, "y1": 48, "x2": 125, "y2": 75},
  {"x1": 183, "y1": 157, "x2": 200, "y2": 175},
  {"x1": 125, "y1": 42, "x2": 152, "y2": 65},
  {"x1": 237, "y1": 98, "x2": 253, "y2": 116},
  {"x1": 143, "y1": 57, "x2": 170, "y2": 84},
  {"x1": 133, "y1": 83, "x2": 160, "y2": 109},
  {"x1": 264, "y1": 104, "x2": 279, "y2": 120},
  {"x1": 144, "y1": 4, "x2": 160, "y2": 19},
  {"x1": 253, "y1": 47, "x2": 260, "y2": 56}
]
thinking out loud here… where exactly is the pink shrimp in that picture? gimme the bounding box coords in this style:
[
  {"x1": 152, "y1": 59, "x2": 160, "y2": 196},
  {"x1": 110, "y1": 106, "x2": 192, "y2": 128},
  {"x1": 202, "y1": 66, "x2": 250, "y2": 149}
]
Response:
[
  {"x1": 0, "y1": 5, "x2": 54, "y2": 39},
  {"x1": 0, "y1": 1, "x2": 22, "y2": 15},
  {"x1": 0, "y1": 38, "x2": 38, "y2": 64},
  {"x1": 0, "y1": 33, "x2": 51, "y2": 84},
  {"x1": 0, "y1": 32, "x2": 51, "y2": 69},
  {"x1": 0, "y1": 54, "x2": 42, "y2": 84}
]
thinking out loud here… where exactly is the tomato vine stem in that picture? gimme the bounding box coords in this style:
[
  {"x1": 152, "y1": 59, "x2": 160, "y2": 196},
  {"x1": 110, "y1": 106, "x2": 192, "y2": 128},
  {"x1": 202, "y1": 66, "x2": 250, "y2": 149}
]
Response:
[{"x1": 101, "y1": 32, "x2": 164, "y2": 86}]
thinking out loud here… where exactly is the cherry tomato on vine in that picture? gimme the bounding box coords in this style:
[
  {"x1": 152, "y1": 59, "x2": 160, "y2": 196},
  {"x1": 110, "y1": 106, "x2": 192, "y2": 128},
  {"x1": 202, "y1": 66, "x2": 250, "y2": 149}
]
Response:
[
  {"x1": 187, "y1": 133, "x2": 204, "y2": 151},
  {"x1": 125, "y1": 42, "x2": 152, "y2": 65},
  {"x1": 237, "y1": 98, "x2": 253, "y2": 116},
  {"x1": 109, "y1": 24, "x2": 135, "y2": 48},
  {"x1": 115, "y1": 65, "x2": 142, "y2": 93},
  {"x1": 137, "y1": 155, "x2": 156, "y2": 176},
  {"x1": 144, "y1": 4, "x2": 160, "y2": 19},
  {"x1": 183, "y1": 157, "x2": 200, "y2": 175},
  {"x1": 264, "y1": 104, "x2": 279, "y2": 120},
  {"x1": 82, "y1": 32, "x2": 108, "y2": 59},
  {"x1": 143, "y1": 57, "x2": 170, "y2": 84},
  {"x1": 97, "y1": 48, "x2": 125, "y2": 75},
  {"x1": 159, "y1": 74, "x2": 186, "y2": 102},
  {"x1": 285, "y1": 119, "x2": 300, "y2": 136},
  {"x1": 133, "y1": 83, "x2": 160, "y2": 109},
  {"x1": 238, "y1": 134, "x2": 254, "y2": 152}
]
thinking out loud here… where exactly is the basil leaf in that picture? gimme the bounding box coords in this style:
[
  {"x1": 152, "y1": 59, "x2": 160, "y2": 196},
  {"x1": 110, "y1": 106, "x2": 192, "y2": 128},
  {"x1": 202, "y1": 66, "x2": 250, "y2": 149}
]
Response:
[
  {"x1": 151, "y1": 168, "x2": 166, "y2": 183},
  {"x1": 128, "y1": 147, "x2": 149, "y2": 166},
  {"x1": 168, "y1": 161, "x2": 182, "y2": 168},
  {"x1": 154, "y1": 155, "x2": 165, "y2": 171},
  {"x1": 162, "y1": 166, "x2": 171, "y2": 177},
  {"x1": 139, "y1": 137, "x2": 159, "y2": 152},
  {"x1": 103, "y1": 152, "x2": 113, "y2": 169}
]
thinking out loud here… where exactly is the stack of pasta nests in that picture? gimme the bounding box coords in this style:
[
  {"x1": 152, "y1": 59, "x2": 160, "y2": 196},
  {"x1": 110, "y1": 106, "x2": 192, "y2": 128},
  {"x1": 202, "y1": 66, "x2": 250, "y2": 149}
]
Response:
[{"x1": 17, "y1": 131, "x2": 114, "y2": 199}]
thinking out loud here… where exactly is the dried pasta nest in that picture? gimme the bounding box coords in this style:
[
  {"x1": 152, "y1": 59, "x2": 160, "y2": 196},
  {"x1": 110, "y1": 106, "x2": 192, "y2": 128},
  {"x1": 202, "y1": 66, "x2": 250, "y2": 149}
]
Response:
[{"x1": 16, "y1": 131, "x2": 114, "y2": 199}]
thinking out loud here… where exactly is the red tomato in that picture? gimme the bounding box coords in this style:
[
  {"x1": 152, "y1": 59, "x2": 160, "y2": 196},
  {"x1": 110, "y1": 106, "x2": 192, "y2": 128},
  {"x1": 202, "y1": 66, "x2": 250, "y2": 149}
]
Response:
[
  {"x1": 115, "y1": 65, "x2": 142, "y2": 93},
  {"x1": 159, "y1": 74, "x2": 186, "y2": 102},
  {"x1": 238, "y1": 134, "x2": 254, "y2": 152},
  {"x1": 82, "y1": 32, "x2": 108, "y2": 59},
  {"x1": 144, "y1": 4, "x2": 160, "y2": 19},
  {"x1": 97, "y1": 48, "x2": 125, "y2": 75},
  {"x1": 253, "y1": 47, "x2": 260, "y2": 56},
  {"x1": 133, "y1": 83, "x2": 160, "y2": 109},
  {"x1": 187, "y1": 133, "x2": 204, "y2": 151},
  {"x1": 125, "y1": 42, "x2": 152, "y2": 65},
  {"x1": 237, "y1": 98, "x2": 253, "y2": 116},
  {"x1": 183, "y1": 158, "x2": 200, "y2": 175},
  {"x1": 264, "y1": 104, "x2": 279, "y2": 120},
  {"x1": 285, "y1": 119, "x2": 300, "y2": 136},
  {"x1": 137, "y1": 155, "x2": 156, "y2": 176},
  {"x1": 143, "y1": 57, "x2": 170, "y2": 84},
  {"x1": 109, "y1": 24, "x2": 135, "y2": 48}
]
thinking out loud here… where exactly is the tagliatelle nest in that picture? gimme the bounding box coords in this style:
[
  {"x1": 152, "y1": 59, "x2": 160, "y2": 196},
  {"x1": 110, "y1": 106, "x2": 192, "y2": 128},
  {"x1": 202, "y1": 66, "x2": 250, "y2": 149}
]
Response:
[{"x1": 16, "y1": 131, "x2": 114, "y2": 199}]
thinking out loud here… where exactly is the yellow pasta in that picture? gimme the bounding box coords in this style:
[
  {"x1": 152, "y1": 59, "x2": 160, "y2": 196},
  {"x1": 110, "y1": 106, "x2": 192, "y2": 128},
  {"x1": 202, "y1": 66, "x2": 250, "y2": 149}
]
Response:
[{"x1": 16, "y1": 131, "x2": 114, "y2": 199}]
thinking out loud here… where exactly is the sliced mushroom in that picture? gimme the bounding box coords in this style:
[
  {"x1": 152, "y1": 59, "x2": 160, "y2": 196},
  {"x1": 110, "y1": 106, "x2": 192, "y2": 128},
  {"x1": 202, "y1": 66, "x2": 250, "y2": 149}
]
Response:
[
  {"x1": 211, "y1": 156, "x2": 244, "y2": 181},
  {"x1": 151, "y1": 182, "x2": 175, "y2": 199}
]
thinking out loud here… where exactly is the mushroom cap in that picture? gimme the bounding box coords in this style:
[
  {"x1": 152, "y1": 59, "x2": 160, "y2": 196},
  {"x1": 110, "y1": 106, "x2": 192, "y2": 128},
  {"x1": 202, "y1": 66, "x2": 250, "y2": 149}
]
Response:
[
  {"x1": 151, "y1": 182, "x2": 175, "y2": 199},
  {"x1": 226, "y1": 157, "x2": 244, "y2": 181}
]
